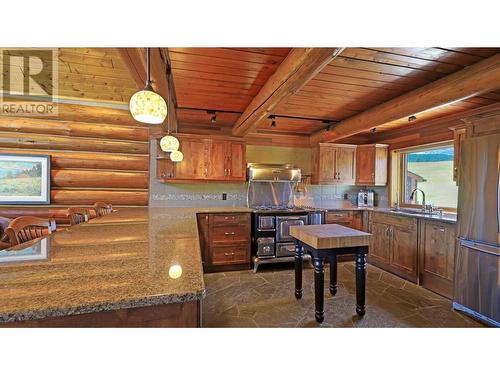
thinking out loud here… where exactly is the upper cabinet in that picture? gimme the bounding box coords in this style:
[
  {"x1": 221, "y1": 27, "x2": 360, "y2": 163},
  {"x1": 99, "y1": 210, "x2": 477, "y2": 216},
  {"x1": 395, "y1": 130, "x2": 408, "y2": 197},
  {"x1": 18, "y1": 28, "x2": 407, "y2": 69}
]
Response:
[
  {"x1": 157, "y1": 135, "x2": 246, "y2": 182},
  {"x1": 355, "y1": 144, "x2": 388, "y2": 186},
  {"x1": 312, "y1": 143, "x2": 356, "y2": 185}
]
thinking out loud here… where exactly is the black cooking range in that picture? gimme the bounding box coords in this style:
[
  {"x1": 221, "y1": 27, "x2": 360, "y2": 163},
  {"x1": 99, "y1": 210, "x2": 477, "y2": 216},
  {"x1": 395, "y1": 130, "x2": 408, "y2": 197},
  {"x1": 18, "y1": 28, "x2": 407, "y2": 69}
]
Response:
[{"x1": 251, "y1": 205, "x2": 325, "y2": 272}]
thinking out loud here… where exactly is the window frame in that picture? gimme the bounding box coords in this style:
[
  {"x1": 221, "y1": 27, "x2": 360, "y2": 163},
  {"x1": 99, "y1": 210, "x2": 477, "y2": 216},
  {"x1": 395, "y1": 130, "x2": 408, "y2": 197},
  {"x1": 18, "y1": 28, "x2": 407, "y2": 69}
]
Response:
[{"x1": 394, "y1": 141, "x2": 457, "y2": 213}]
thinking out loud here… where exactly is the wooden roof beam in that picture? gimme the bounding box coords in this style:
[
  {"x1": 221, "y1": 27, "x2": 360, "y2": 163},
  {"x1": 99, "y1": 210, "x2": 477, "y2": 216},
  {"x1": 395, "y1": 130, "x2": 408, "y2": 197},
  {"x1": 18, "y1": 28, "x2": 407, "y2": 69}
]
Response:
[
  {"x1": 231, "y1": 48, "x2": 344, "y2": 137},
  {"x1": 311, "y1": 53, "x2": 500, "y2": 143}
]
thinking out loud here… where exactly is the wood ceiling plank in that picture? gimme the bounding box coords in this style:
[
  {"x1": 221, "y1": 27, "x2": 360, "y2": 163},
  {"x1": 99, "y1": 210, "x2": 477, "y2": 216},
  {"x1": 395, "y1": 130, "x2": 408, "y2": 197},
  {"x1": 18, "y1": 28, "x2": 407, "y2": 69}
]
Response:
[
  {"x1": 371, "y1": 47, "x2": 488, "y2": 66},
  {"x1": 169, "y1": 51, "x2": 280, "y2": 73},
  {"x1": 311, "y1": 53, "x2": 500, "y2": 143},
  {"x1": 340, "y1": 48, "x2": 464, "y2": 75},
  {"x1": 169, "y1": 48, "x2": 286, "y2": 65},
  {"x1": 172, "y1": 68, "x2": 270, "y2": 86},
  {"x1": 229, "y1": 48, "x2": 292, "y2": 57},
  {"x1": 231, "y1": 47, "x2": 344, "y2": 136},
  {"x1": 171, "y1": 60, "x2": 270, "y2": 79}
]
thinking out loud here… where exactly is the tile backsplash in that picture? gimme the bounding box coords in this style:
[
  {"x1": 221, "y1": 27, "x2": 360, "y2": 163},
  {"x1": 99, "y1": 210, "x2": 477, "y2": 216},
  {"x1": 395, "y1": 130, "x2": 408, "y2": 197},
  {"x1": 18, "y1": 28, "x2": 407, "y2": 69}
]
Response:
[{"x1": 149, "y1": 141, "x2": 388, "y2": 208}]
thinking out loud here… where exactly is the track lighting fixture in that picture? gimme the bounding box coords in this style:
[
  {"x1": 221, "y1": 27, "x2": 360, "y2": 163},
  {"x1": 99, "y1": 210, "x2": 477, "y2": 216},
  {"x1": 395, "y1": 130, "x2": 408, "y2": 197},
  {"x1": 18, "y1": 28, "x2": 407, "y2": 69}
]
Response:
[
  {"x1": 408, "y1": 115, "x2": 417, "y2": 122},
  {"x1": 207, "y1": 110, "x2": 217, "y2": 124},
  {"x1": 270, "y1": 115, "x2": 276, "y2": 127}
]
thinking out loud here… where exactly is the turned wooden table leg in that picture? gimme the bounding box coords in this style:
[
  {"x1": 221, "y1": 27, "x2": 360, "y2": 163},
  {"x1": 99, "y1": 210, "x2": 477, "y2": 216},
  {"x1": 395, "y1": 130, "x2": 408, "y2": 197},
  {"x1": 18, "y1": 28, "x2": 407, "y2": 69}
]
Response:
[
  {"x1": 313, "y1": 256, "x2": 325, "y2": 323},
  {"x1": 329, "y1": 255, "x2": 337, "y2": 296},
  {"x1": 355, "y1": 248, "x2": 367, "y2": 316},
  {"x1": 294, "y1": 241, "x2": 304, "y2": 300}
]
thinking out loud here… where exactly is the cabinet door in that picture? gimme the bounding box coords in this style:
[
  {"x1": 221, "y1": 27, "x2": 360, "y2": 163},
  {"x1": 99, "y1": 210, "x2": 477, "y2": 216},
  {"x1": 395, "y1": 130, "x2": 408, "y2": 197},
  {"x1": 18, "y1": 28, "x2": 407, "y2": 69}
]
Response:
[
  {"x1": 370, "y1": 221, "x2": 391, "y2": 264},
  {"x1": 196, "y1": 214, "x2": 210, "y2": 266},
  {"x1": 356, "y1": 147, "x2": 375, "y2": 185},
  {"x1": 207, "y1": 140, "x2": 227, "y2": 180},
  {"x1": 419, "y1": 221, "x2": 455, "y2": 298},
  {"x1": 334, "y1": 147, "x2": 356, "y2": 184},
  {"x1": 227, "y1": 142, "x2": 246, "y2": 181},
  {"x1": 390, "y1": 224, "x2": 418, "y2": 282},
  {"x1": 317, "y1": 146, "x2": 336, "y2": 183},
  {"x1": 176, "y1": 138, "x2": 207, "y2": 179}
]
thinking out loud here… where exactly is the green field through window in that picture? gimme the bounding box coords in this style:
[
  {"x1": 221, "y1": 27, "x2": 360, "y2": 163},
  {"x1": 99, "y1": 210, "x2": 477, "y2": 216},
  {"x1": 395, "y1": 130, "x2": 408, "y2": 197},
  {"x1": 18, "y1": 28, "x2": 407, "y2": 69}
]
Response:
[{"x1": 403, "y1": 145, "x2": 457, "y2": 208}]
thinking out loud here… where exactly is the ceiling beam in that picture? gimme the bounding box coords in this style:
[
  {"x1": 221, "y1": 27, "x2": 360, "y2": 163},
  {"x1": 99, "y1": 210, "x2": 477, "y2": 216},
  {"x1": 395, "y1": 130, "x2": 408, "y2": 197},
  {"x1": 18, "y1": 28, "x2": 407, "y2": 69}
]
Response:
[
  {"x1": 311, "y1": 53, "x2": 500, "y2": 143},
  {"x1": 231, "y1": 48, "x2": 344, "y2": 137}
]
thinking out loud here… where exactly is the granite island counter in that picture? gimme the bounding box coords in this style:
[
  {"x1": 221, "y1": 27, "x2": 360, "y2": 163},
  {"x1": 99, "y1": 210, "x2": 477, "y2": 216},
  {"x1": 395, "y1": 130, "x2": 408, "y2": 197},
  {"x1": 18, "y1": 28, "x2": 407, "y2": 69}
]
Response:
[{"x1": 0, "y1": 206, "x2": 252, "y2": 327}]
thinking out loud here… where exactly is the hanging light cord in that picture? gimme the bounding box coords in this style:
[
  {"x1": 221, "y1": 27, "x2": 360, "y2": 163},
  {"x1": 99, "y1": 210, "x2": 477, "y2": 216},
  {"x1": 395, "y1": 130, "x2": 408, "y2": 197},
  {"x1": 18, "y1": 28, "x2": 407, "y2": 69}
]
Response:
[{"x1": 145, "y1": 47, "x2": 152, "y2": 88}]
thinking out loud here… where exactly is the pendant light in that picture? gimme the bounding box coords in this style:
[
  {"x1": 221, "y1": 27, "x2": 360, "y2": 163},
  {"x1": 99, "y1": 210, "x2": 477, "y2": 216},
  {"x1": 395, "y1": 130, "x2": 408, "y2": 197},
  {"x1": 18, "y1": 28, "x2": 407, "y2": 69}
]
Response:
[
  {"x1": 159, "y1": 52, "x2": 183, "y2": 162},
  {"x1": 129, "y1": 48, "x2": 168, "y2": 125}
]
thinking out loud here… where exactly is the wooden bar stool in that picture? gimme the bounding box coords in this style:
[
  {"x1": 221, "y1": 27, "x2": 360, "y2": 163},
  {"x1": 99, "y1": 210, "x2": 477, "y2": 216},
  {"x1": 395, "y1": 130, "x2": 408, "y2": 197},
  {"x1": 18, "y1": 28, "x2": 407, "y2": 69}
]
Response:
[
  {"x1": 93, "y1": 202, "x2": 113, "y2": 217},
  {"x1": 66, "y1": 208, "x2": 90, "y2": 226},
  {"x1": 5, "y1": 216, "x2": 53, "y2": 246}
]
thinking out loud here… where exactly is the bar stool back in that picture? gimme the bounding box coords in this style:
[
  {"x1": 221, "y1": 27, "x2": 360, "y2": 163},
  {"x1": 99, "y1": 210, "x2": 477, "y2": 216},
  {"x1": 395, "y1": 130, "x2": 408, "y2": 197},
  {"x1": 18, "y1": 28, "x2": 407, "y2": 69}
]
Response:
[{"x1": 5, "y1": 216, "x2": 53, "y2": 246}]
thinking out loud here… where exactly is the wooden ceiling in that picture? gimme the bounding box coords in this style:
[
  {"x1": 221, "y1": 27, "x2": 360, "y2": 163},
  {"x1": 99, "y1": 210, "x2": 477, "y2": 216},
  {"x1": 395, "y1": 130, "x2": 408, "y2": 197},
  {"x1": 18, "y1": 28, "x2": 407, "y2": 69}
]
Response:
[
  {"x1": 3, "y1": 47, "x2": 500, "y2": 143},
  {"x1": 166, "y1": 47, "x2": 500, "y2": 138},
  {"x1": 1, "y1": 48, "x2": 137, "y2": 103}
]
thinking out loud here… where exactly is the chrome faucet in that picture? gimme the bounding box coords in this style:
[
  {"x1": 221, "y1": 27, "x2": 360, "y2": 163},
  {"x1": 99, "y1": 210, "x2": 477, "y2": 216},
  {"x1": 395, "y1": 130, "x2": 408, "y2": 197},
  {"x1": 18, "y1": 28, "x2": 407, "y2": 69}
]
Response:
[{"x1": 410, "y1": 188, "x2": 426, "y2": 210}]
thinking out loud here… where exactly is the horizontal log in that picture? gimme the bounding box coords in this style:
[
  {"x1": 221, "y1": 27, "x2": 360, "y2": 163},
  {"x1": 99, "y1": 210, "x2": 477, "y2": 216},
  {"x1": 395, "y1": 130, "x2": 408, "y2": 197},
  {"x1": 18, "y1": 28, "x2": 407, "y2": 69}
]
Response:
[
  {"x1": 0, "y1": 117, "x2": 149, "y2": 142},
  {"x1": 0, "y1": 148, "x2": 149, "y2": 171},
  {"x1": 0, "y1": 131, "x2": 149, "y2": 154},
  {"x1": 51, "y1": 169, "x2": 149, "y2": 189},
  {"x1": 51, "y1": 190, "x2": 149, "y2": 206}
]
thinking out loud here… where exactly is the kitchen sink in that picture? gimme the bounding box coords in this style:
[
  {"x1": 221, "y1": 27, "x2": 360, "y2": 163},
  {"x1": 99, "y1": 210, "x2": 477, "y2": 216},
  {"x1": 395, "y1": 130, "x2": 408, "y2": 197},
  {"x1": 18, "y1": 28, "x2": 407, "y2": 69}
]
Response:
[{"x1": 388, "y1": 208, "x2": 443, "y2": 217}]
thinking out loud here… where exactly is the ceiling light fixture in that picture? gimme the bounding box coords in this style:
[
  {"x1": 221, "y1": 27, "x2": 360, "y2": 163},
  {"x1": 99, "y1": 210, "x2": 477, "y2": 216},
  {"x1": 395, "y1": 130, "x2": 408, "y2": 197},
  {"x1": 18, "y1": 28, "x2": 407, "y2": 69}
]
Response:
[
  {"x1": 270, "y1": 115, "x2": 276, "y2": 128},
  {"x1": 208, "y1": 110, "x2": 217, "y2": 124},
  {"x1": 129, "y1": 48, "x2": 168, "y2": 125},
  {"x1": 159, "y1": 52, "x2": 183, "y2": 162}
]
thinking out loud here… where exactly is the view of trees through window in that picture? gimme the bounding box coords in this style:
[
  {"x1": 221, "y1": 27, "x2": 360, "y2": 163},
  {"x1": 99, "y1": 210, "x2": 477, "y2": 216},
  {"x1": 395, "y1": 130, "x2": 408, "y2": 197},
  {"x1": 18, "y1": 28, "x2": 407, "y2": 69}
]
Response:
[{"x1": 402, "y1": 144, "x2": 457, "y2": 208}]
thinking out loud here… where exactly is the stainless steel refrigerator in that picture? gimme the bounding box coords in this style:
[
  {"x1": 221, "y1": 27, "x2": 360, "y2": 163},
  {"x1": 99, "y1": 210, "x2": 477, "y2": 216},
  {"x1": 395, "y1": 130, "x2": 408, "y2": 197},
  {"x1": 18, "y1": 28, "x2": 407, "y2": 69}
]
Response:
[{"x1": 454, "y1": 132, "x2": 500, "y2": 327}]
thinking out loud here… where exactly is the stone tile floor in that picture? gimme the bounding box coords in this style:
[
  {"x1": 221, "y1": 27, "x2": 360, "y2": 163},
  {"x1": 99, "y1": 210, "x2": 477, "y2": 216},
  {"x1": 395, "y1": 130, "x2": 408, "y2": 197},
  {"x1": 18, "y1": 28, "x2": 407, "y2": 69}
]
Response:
[{"x1": 202, "y1": 262, "x2": 484, "y2": 328}]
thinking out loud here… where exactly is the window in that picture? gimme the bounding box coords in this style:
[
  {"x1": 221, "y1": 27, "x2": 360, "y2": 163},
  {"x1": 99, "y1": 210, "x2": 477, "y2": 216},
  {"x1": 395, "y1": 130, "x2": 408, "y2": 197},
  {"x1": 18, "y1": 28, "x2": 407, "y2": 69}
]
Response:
[{"x1": 397, "y1": 142, "x2": 457, "y2": 209}]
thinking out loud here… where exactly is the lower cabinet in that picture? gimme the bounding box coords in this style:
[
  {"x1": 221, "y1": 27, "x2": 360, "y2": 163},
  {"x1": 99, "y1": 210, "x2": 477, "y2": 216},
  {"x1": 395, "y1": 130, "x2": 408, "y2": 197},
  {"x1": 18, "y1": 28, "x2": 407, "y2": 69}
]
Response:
[
  {"x1": 368, "y1": 212, "x2": 418, "y2": 283},
  {"x1": 196, "y1": 212, "x2": 251, "y2": 272},
  {"x1": 326, "y1": 210, "x2": 363, "y2": 261},
  {"x1": 418, "y1": 219, "x2": 456, "y2": 298}
]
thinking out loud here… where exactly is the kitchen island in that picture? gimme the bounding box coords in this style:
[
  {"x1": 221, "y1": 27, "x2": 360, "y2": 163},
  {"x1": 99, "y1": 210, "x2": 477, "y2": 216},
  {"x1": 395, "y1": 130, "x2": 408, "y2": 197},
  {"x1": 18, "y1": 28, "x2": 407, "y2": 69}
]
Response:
[{"x1": 0, "y1": 207, "x2": 252, "y2": 327}]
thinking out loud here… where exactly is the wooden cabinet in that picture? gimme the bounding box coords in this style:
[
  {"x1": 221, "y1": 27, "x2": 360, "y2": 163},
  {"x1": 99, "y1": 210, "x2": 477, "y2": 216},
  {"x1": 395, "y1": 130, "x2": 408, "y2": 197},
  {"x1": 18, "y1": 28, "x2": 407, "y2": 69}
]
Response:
[
  {"x1": 312, "y1": 143, "x2": 356, "y2": 184},
  {"x1": 450, "y1": 126, "x2": 466, "y2": 184},
  {"x1": 197, "y1": 212, "x2": 251, "y2": 272},
  {"x1": 368, "y1": 212, "x2": 418, "y2": 282},
  {"x1": 418, "y1": 219, "x2": 456, "y2": 298},
  {"x1": 157, "y1": 135, "x2": 246, "y2": 182},
  {"x1": 325, "y1": 210, "x2": 362, "y2": 230},
  {"x1": 355, "y1": 144, "x2": 388, "y2": 186}
]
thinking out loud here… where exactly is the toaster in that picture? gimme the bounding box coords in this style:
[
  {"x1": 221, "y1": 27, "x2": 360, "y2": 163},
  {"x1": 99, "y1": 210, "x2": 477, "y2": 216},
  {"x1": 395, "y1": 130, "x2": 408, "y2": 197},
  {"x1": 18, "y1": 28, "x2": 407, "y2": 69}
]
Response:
[{"x1": 357, "y1": 191, "x2": 374, "y2": 208}]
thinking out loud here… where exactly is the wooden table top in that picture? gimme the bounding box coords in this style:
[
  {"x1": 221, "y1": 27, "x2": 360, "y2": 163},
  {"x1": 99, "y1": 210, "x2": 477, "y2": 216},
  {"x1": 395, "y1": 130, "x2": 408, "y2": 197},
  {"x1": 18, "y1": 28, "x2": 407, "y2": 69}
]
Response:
[{"x1": 290, "y1": 224, "x2": 371, "y2": 249}]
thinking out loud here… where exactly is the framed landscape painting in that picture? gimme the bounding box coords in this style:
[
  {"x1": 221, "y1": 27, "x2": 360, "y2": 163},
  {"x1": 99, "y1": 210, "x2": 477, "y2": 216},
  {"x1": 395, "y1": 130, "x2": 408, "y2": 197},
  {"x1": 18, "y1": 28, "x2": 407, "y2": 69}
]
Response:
[{"x1": 0, "y1": 154, "x2": 51, "y2": 204}]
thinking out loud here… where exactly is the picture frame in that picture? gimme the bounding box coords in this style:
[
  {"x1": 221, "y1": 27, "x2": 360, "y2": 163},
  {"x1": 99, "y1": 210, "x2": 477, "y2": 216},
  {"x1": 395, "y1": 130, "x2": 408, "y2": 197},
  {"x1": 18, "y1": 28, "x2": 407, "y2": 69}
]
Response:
[{"x1": 0, "y1": 153, "x2": 51, "y2": 205}]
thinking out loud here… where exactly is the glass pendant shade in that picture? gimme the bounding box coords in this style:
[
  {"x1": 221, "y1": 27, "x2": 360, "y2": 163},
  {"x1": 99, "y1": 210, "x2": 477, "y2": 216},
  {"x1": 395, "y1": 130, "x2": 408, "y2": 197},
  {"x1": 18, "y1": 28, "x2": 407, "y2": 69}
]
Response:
[
  {"x1": 170, "y1": 150, "x2": 184, "y2": 162},
  {"x1": 129, "y1": 88, "x2": 167, "y2": 125},
  {"x1": 160, "y1": 135, "x2": 180, "y2": 152}
]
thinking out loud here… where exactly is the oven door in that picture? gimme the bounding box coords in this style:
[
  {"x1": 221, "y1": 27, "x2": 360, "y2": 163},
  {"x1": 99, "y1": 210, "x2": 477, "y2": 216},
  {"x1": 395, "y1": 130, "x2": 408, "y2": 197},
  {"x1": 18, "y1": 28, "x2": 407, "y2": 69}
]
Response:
[
  {"x1": 276, "y1": 215, "x2": 308, "y2": 242},
  {"x1": 276, "y1": 242, "x2": 296, "y2": 257}
]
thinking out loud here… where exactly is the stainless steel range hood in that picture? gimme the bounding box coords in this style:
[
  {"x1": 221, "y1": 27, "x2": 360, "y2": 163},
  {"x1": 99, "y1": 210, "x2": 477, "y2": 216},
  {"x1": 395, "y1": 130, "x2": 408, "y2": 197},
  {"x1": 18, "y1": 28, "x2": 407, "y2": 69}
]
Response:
[{"x1": 247, "y1": 163, "x2": 301, "y2": 182}]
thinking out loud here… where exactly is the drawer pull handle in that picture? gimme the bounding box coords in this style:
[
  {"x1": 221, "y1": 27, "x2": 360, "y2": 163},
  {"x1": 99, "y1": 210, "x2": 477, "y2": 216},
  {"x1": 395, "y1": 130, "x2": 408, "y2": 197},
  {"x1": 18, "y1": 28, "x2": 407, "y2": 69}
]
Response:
[
  {"x1": 225, "y1": 232, "x2": 235, "y2": 235},
  {"x1": 224, "y1": 252, "x2": 235, "y2": 256}
]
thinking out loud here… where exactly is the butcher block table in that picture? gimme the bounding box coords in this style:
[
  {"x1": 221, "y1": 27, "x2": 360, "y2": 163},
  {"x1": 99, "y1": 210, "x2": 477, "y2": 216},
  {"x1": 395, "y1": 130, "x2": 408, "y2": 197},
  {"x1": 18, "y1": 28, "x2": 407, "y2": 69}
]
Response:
[{"x1": 290, "y1": 224, "x2": 371, "y2": 323}]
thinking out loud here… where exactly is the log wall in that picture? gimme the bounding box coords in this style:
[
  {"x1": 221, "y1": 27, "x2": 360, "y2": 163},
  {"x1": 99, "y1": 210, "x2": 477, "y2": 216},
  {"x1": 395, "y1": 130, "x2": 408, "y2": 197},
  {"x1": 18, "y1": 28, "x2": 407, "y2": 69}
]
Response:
[{"x1": 0, "y1": 114, "x2": 149, "y2": 225}]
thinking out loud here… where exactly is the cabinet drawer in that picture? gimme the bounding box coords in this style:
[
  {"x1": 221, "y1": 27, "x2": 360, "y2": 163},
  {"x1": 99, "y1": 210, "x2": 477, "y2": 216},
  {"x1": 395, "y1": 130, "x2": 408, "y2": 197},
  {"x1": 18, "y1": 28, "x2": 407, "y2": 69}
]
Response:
[
  {"x1": 326, "y1": 211, "x2": 352, "y2": 222},
  {"x1": 371, "y1": 212, "x2": 417, "y2": 230},
  {"x1": 211, "y1": 245, "x2": 249, "y2": 265},
  {"x1": 210, "y1": 213, "x2": 249, "y2": 227},
  {"x1": 211, "y1": 225, "x2": 250, "y2": 244}
]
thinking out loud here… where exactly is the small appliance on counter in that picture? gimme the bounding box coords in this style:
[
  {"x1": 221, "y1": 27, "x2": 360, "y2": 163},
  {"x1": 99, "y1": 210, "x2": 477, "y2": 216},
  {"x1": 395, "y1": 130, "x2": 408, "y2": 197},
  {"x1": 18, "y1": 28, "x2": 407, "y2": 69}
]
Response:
[{"x1": 357, "y1": 190, "x2": 374, "y2": 208}]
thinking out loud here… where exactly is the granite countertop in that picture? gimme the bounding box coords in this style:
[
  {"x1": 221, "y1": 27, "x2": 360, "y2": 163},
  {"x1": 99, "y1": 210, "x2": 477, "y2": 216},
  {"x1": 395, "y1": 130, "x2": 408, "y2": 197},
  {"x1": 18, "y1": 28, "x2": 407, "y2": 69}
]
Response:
[
  {"x1": 0, "y1": 206, "x2": 251, "y2": 323},
  {"x1": 314, "y1": 203, "x2": 457, "y2": 224}
]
